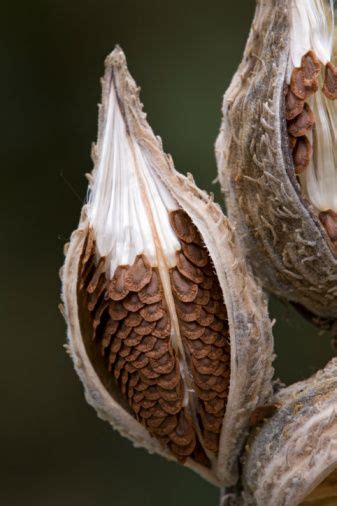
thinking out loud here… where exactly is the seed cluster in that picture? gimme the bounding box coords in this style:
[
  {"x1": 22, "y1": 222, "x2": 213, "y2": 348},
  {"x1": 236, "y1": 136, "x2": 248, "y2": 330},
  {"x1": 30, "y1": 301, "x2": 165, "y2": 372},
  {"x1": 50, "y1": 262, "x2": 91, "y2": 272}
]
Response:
[
  {"x1": 285, "y1": 51, "x2": 337, "y2": 248},
  {"x1": 77, "y1": 209, "x2": 230, "y2": 465},
  {"x1": 285, "y1": 51, "x2": 320, "y2": 175}
]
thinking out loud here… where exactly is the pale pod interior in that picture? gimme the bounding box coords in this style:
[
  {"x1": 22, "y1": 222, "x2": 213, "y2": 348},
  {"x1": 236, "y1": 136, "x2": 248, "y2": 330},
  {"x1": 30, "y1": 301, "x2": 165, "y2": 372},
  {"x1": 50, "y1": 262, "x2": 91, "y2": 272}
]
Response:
[
  {"x1": 286, "y1": 0, "x2": 337, "y2": 248},
  {"x1": 78, "y1": 70, "x2": 230, "y2": 468}
]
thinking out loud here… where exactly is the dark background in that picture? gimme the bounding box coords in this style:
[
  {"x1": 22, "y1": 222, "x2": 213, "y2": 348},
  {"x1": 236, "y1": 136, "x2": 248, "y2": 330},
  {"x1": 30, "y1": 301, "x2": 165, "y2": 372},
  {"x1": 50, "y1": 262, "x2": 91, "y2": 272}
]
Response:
[{"x1": 2, "y1": 1, "x2": 335, "y2": 505}]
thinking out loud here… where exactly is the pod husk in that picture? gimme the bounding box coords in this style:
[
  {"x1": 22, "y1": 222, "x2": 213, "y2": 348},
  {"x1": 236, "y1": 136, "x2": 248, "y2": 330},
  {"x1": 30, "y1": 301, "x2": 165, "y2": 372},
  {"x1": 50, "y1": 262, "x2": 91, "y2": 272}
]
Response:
[
  {"x1": 61, "y1": 47, "x2": 274, "y2": 486},
  {"x1": 240, "y1": 358, "x2": 337, "y2": 506}
]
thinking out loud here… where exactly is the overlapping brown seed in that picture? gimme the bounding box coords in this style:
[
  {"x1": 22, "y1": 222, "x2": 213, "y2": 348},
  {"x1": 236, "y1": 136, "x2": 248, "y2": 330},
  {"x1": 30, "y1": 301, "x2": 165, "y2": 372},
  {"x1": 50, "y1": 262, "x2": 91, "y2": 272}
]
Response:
[
  {"x1": 285, "y1": 55, "x2": 319, "y2": 176},
  {"x1": 292, "y1": 136, "x2": 313, "y2": 174},
  {"x1": 323, "y1": 61, "x2": 337, "y2": 100},
  {"x1": 77, "y1": 209, "x2": 230, "y2": 464},
  {"x1": 169, "y1": 210, "x2": 230, "y2": 454},
  {"x1": 285, "y1": 52, "x2": 337, "y2": 244},
  {"x1": 319, "y1": 210, "x2": 337, "y2": 248}
]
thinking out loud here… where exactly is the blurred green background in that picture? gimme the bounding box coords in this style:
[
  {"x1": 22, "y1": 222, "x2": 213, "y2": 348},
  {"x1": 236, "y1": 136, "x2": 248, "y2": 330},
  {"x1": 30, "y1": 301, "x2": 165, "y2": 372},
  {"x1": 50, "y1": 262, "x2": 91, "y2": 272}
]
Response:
[{"x1": 2, "y1": 1, "x2": 335, "y2": 505}]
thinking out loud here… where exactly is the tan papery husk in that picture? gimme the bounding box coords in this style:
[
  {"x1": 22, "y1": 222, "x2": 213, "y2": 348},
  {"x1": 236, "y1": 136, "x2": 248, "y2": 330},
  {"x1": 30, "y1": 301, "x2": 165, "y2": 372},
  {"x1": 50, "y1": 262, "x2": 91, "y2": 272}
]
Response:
[
  {"x1": 237, "y1": 358, "x2": 337, "y2": 506},
  {"x1": 61, "y1": 47, "x2": 274, "y2": 486},
  {"x1": 216, "y1": 0, "x2": 337, "y2": 323}
]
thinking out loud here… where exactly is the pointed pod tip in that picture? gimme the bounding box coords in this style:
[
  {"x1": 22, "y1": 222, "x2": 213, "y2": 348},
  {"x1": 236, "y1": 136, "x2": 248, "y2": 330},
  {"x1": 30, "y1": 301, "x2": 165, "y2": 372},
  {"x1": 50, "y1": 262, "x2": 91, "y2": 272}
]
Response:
[{"x1": 104, "y1": 44, "x2": 127, "y2": 71}]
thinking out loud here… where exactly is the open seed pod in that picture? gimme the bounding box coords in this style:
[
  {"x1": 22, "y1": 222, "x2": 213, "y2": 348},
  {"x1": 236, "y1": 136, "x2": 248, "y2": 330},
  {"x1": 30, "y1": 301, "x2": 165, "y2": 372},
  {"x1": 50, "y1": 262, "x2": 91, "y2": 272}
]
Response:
[
  {"x1": 216, "y1": 0, "x2": 337, "y2": 326},
  {"x1": 61, "y1": 46, "x2": 274, "y2": 486},
  {"x1": 237, "y1": 358, "x2": 337, "y2": 506}
]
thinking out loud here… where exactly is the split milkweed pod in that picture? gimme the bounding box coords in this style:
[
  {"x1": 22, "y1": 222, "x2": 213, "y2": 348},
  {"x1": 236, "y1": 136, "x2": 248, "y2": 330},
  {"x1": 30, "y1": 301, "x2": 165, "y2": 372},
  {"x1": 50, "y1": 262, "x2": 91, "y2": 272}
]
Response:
[
  {"x1": 61, "y1": 46, "x2": 274, "y2": 486},
  {"x1": 216, "y1": 0, "x2": 337, "y2": 327}
]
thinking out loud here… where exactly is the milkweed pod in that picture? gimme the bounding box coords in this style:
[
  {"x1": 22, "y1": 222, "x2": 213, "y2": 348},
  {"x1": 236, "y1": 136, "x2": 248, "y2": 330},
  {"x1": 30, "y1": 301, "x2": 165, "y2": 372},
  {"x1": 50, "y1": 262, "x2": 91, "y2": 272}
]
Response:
[
  {"x1": 61, "y1": 46, "x2": 274, "y2": 486},
  {"x1": 216, "y1": 0, "x2": 337, "y2": 326}
]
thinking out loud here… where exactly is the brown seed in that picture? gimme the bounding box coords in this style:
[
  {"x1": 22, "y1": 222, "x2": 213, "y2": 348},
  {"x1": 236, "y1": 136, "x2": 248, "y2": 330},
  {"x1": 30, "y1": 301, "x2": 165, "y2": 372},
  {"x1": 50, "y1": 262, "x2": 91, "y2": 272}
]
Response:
[
  {"x1": 204, "y1": 396, "x2": 226, "y2": 415},
  {"x1": 175, "y1": 299, "x2": 201, "y2": 322},
  {"x1": 169, "y1": 209, "x2": 195, "y2": 243},
  {"x1": 119, "y1": 345, "x2": 132, "y2": 358},
  {"x1": 136, "y1": 335, "x2": 157, "y2": 353},
  {"x1": 185, "y1": 339, "x2": 211, "y2": 359},
  {"x1": 290, "y1": 67, "x2": 317, "y2": 100},
  {"x1": 210, "y1": 318, "x2": 225, "y2": 332},
  {"x1": 138, "y1": 269, "x2": 161, "y2": 304},
  {"x1": 146, "y1": 416, "x2": 167, "y2": 430},
  {"x1": 169, "y1": 433, "x2": 197, "y2": 458},
  {"x1": 150, "y1": 353, "x2": 176, "y2": 375},
  {"x1": 133, "y1": 319, "x2": 156, "y2": 336},
  {"x1": 87, "y1": 257, "x2": 106, "y2": 294},
  {"x1": 124, "y1": 312, "x2": 142, "y2": 327},
  {"x1": 195, "y1": 287, "x2": 211, "y2": 306},
  {"x1": 158, "y1": 397, "x2": 182, "y2": 415},
  {"x1": 176, "y1": 251, "x2": 204, "y2": 284},
  {"x1": 203, "y1": 430, "x2": 219, "y2": 453},
  {"x1": 108, "y1": 301, "x2": 128, "y2": 321},
  {"x1": 140, "y1": 367, "x2": 161, "y2": 381},
  {"x1": 319, "y1": 210, "x2": 337, "y2": 245},
  {"x1": 301, "y1": 51, "x2": 321, "y2": 86},
  {"x1": 88, "y1": 275, "x2": 106, "y2": 311},
  {"x1": 288, "y1": 103, "x2": 315, "y2": 137},
  {"x1": 158, "y1": 386, "x2": 183, "y2": 402},
  {"x1": 170, "y1": 268, "x2": 198, "y2": 302},
  {"x1": 124, "y1": 348, "x2": 141, "y2": 363},
  {"x1": 169, "y1": 412, "x2": 196, "y2": 446},
  {"x1": 116, "y1": 323, "x2": 132, "y2": 340},
  {"x1": 110, "y1": 336, "x2": 122, "y2": 353},
  {"x1": 181, "y1": 241, "x2": 209, "y2": 267},
  {"x1": 147, "y1": 340, "x2": 170, "y2": 359},
  {"x1": 108, "y1": 265, "x2": 129, "y2": 301},
  {"x1": 285, "y1": 89, "x2": 305, "y2": 121},
  {"x1": 132, "y1": 353, "x2": 150, "y2": 369},
  {"x1": 150, "y1": 415, "x2": 178, "y2": 436},
  {"x1": 101, "y1": 319, "x2": 119, "y2": 350},
  {"x1": 197, "y1": 308, "x2": 215, "y2": 327},
  {"x1": 200, "y1": 328, "x2": 218, "y2": 345},
  {"x1": 323, "y1": 61, "x2": 337, "y2": 100},
  {"x1": 157, "y1": 365, "x2": 181, "y2": 390},
  {"x1": 124, "y1": 255, "x2": 152, "y2": 292},
  {"x1": 81, "y1": 228, "x2": 95, "y2": 265},
  {"x1": 140, "y1": 302, "x2": 165, "y2": 322},
  {"x1": 123, "y1": 292, "x2": 144, "y2": 312},
  {"x1": 199, "y1": 410, "x2": 223, "y2": 433},
  {"x1": 180, "y1": 320, "x2": 205, "y2": 339},
  {"x1": 293, "y1": 136, "x2": 313, "y2": 174},
  {"x1": 150, "y1": 314, "x2": 170, "y2": 338},
  {"x1": 143, "y1": 386, "x2": 161, "y2": 401}
]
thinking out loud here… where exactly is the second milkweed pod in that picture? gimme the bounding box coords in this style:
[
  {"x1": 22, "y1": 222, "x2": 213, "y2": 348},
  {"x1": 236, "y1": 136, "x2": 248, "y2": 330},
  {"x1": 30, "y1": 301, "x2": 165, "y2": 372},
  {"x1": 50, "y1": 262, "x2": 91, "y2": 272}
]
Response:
[
  {"x1": 61, "y1": 46, "x2": 274, "y2": 486},
  {"x1": 216, "y1": 0, "x2": 337, "y2": 325},
  {"x1": 237, "y1": 358, "x2": 337, "y2": 506}
]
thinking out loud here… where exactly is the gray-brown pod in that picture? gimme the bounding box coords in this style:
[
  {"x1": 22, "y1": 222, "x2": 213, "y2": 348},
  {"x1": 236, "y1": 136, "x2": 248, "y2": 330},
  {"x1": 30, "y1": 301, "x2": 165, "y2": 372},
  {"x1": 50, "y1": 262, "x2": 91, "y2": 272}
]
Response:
[
  {"x1": 216, "y1": 0, "x2": 337, "y2": 326},
  {"x1": 61, "y1": 46, "x2": 274, "y2": 486},
  {"x1": 234, "y1": 358, "x2": 337, "y2": 506}
]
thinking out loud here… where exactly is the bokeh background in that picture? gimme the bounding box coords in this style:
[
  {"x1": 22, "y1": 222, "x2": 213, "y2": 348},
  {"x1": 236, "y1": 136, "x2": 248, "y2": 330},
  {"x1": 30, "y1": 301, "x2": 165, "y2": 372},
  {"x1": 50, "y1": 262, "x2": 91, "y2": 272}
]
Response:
[{"x1": 2, "y1": 1, "x2": 335, "y2": 505}]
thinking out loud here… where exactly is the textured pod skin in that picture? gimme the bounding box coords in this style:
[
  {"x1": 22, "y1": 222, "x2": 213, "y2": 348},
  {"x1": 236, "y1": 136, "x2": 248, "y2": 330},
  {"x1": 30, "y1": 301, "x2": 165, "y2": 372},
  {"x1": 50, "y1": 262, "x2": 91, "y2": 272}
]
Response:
[
  {"x1": 61, "y1": 47, "x2": 274, "y2": 486},
  {"x1": 239, "y1": 358, "x2": 337, "y2": 506},
  {"x1": 216, "y1": 0, "x2": 337, "y2": 322}
]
